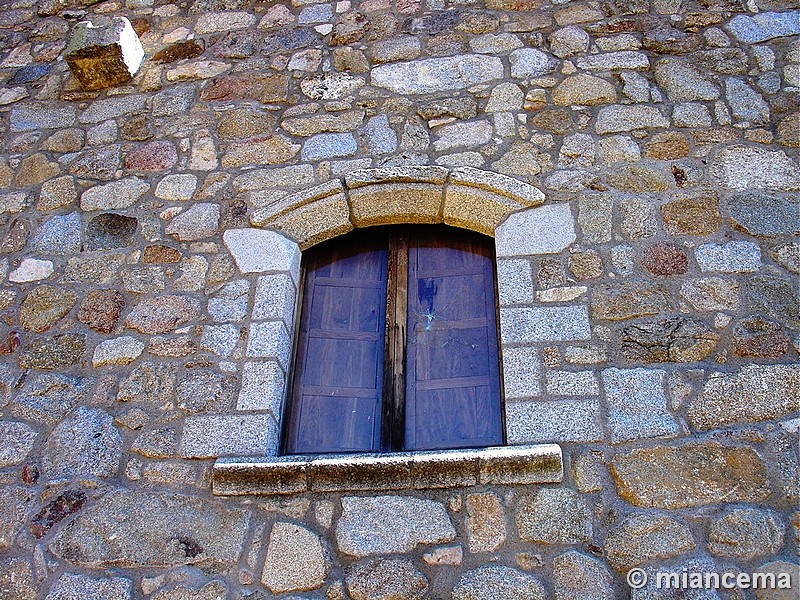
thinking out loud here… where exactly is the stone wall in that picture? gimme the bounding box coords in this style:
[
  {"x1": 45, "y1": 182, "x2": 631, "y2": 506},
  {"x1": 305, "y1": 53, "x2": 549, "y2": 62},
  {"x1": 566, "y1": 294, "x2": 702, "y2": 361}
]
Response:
[{"x1": 0, "y1": 0, "x2": 799, "y2": 598}]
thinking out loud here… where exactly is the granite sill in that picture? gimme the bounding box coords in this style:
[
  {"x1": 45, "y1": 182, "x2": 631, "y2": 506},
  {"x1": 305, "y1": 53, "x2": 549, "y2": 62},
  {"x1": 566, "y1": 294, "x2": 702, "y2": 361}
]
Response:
[{"x1": 212, "y1": 444, "x2": 563, "y2": 496}]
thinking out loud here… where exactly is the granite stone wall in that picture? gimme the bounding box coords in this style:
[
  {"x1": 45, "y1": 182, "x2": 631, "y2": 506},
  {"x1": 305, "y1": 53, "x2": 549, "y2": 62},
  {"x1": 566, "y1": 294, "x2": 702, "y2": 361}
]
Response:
[{"x1": 0, "y1": 0, "x2": 798, "y2": 598}]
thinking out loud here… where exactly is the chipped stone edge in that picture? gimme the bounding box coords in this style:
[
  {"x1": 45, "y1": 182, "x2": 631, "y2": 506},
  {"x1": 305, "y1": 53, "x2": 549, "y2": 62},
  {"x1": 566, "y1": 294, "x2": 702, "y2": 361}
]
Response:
[{"x1": 211, "y1": 444, "x2": 563, "y2": 496}]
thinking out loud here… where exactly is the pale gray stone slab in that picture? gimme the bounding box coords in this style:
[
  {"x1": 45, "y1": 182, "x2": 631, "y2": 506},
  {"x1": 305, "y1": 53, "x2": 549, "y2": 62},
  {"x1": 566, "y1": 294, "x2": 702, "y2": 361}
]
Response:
[
  {"x1": 223, "y1": 228, "x2": 301, "y2": 280},
  {"x1": 372, "y1": 55, "x2": 503, "y2": 95},
  {"x1": 496, "y1": 203, "x2": 576, "y2": 257},
  {"x1": 181, "y1": 414, "x2": 278, "y2": 457},
  {"x1": 506, "y1": 398, "x2": 603, "y2": 443},
  {"x1": 500, "y1": 305, "x2": 591, "y2": 343},
  {"x1": 695, "y1": 241, "x2": 761, "y2": 273}
]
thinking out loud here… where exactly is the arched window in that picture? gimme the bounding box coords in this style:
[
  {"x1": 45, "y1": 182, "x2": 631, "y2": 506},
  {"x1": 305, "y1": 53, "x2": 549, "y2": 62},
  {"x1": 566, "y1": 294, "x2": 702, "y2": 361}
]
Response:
[{"x1": 283, "y1": 225, "x2": 504, "y2": 454}]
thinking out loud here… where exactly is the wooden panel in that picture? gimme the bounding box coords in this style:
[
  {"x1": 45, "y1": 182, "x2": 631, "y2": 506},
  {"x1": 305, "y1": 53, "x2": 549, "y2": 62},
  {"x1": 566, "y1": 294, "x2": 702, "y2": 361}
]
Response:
[
  {"x1": 284, "y1": 230, "x2": 389, "y2": 454},
  {"x1": 404, "y1": 228, "x2": 503, "y2": 451}
]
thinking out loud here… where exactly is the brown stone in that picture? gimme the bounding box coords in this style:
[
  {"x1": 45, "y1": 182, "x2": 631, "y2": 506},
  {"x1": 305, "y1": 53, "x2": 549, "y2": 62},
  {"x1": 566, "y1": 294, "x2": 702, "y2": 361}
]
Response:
[
  {"x1": 15, "y1": 153, "x2": 60, "y2": 187},
  {"x1": 591, "y1": 281, "x2": 673, "y2": 321},
  {"x1": 218, "y1": 108, "x2": 276, "y2": 140},
  {"x1": 331, "y1": 12, "x2": 369, "y2": 46},
  {"x1": 466, "y1": 492, "x2": 506, "y2": 553},
  {"x1": 125, "y1": 295, "x2": 200, "y2": 334},
  {"x1": 529, "y1": 109, "x2": 575, "y2": 135},
  {"x1": 20, "y1": 285, "x2": 77, "y2": 333},
  {"x1": 0, "y1": 218, "x2": 30, "y2": 254},
  {"x1": 734, "y1": 317, "x2": 790, "y2": 358},
  {"x1": 124, "y1": 141, "x2": 177, "y2": 173},
  {"x1": 644, "y1": 132, "x2": 690, "y2": 160},
  {"x1": 619, "y1": 317, "x2": 718, "y2": 363},
  {"x1": 569, "y1": 250, "x2": 602, "y2": 280},
  {"x1": 221, "y1": 135, "x2": 300, "y2": 168},
  {"x1": 20, "y1": 334, "x2": 86, "y2": 370},
  {"x1": 606, "y1": 164, "x2": 671, "y2": 193},
  {"x1": 200, "y1": 74, "x2": 289, "y2": 103},
  {"x1": 143, "y1": 245, "x2": 182, "y2": 264},
  {"x1": 151, "y1": 39, "x2": 205, "y2": 64},
  {"x1": 642, "y1": 242, "x2": 688, "y2": 276},
  {"x1": 661, "y1": 192, "x2": 721, "y2": 236},
  {"x1": 611, "y1": 442, "x2": 770, "y2": 508},
  {"x1": 777, "y1": 113, "x2": 800, "y2": 148},
  {"x1": 77, "y1": 289, "x2": 126, "y2": 333}
]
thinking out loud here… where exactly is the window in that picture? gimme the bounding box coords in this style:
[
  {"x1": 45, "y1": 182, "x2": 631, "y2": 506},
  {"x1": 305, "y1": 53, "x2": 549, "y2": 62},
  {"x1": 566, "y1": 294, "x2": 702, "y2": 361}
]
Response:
[{"x1": 282, "y1": 225, "x2": 504, "y2": 454}]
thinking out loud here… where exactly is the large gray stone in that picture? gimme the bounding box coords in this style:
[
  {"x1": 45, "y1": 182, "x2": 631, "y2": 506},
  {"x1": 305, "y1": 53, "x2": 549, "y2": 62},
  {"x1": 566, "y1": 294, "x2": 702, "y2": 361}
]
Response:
[
  {"x1": 687, "y1": 365, "x2": 800, "y2": 431},
  {"x1": 708, "y1": 508, "x2": 785, "y2": 561},
  {"x1": 746, "y1": 275, "x2": 800, "y2": 329},
  {"x1": 602, "y1": 368, "x2": 679, "y2": 443},
  {"x1": 495, "y1": 203, "x2": 576, "y2": 256},
  {"x1": 500, "y1": 306, "x2": 591, "y2": 342},
  {"x1": 301, "y1": 133, "x2": 358, "y2": 161},
  {"x1": 346, "y1": 558, "x2": 428, "y2": 600},
  {"x1": 595, "y1": 105, "x2": 669, "y2": 134},
  {"x1": 552, "y1": 551, "x2": 614, "y2": 600},
  {"x1": 725, "y1": 12, "x2": 800, "y2": 43},
  {"x1": 11, "y1": 374, "x2": 90, "y2": 426},
  {"x1": 80, "y1": 178, "x2": 150, "y2": 211},
  {"x1": 44, "y1": 573, "x2": 132, "y2": 600},
  {"x1": 711, "y1": 146, "x2": 800, "y2": 192},
  {"x1": 0, "y1": 421, "x2": 37, "y2": 467},
  {"x1": 372, "y1": 55, "x2": 503, "y2": 94},
  {"x1": 0, "y1": 486, "x2": 32, "y2": 549},
  {"x1": 116, "y1": 362, "x2": 176, "y2": 405},
  {"x1": 262, "y1": 522, "x2": 327, "y2": 593},
  {"x1": 604, "y1": 512, "x2": 695, "y2": 571},
  {"x1": 509, "y1": 48, "x2": 557, "y2": 78},
  {"x1": 0, "y1": 557, "x2": 36, "y2": 600},
  {"x1": 10, "y1": 104, "x2": 76, "y2": 132},
  {"x1": 728, "y1": 192, "x2": 800, "y2": 238},
  {"x1": 506, "y1": 398, "x2": 603, "y2": 443},
  {"x1": 695, "y1": 241, "x2": 761, "y2": 273},
  {"x1": 50, "y1": 490, "x2": 250, "y2": 570},
  {"x1": 453, "y1": 566, "x2": 546, "y2": 600},
  {"x1": 654, "y1": 59, "x2": 720, "y2": 101},
  {"x1": 516, "y1": 488, "x2": 592, "y2": 544},
  {"x1": 336, "y1": 495, "x2": 455, "y2": 557},
  {"x1": 31, "y1": 212, "x2": 82, "y2": 255},
  {"x1": 725, "y1": 78, "x2": 770, "y2": 125},
  {"x1": 165, "y1": 203, "x2": 220, "y2": 241},
  {"x1": 43, "y1": 407, "x2": 121, "y2": 480}
]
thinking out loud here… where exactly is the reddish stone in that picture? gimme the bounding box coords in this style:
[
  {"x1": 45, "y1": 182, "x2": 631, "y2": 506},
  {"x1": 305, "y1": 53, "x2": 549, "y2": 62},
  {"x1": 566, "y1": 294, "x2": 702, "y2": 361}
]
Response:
[
  {"x1": 22, "y1": 463, "x2": 39, "y2": 484},
  {"x1": 200, "y1": 74, "x2": 288, "y2": 104},
  {"x1": 0, "y1": 331, "x2": 20, "y2": 354},
  {"x1": 330, "y1": 12, "x2": 369, "y2": 46},
  {"x1": 734, "y1": 318, "x2": 790, "y2": 358},
  {"x1": 143, "y1": 244, "x2": 182, "y2": 264},
  {"x1": 642, "y1": 243, "x2": 688, "y2": 276},
  {"x1": 124, "y1": 141, "x2": 177, "y2": 173},
  {"x1": 152, "y1": 39, "x2": 204, "y2": 64},
  {"x1": 30, "y1": 490, "x2": 87, "y2": 538},
  {"x1": 125, "y1": 295, "x2": 200, "y2": 334},
  {"x1": 77, "y1": 289, "x2": 126, "y2": 333}
]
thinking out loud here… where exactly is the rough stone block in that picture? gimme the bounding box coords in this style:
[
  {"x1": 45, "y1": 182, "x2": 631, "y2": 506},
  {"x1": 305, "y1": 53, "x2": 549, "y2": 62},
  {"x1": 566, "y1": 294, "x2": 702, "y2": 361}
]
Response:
[
  {"x1": 236, "y1": 361, "x2": 285, "y2": 414},
  {"x1": 443, "y1": 185, "x2": 527, "y2": 236},
  {"x1": 506, "y1": 398, "x2": 603, "y2": 443},
  {"x1": 500, "y1": 305, "x2": 592, "y2": 342},
  {"x1": 253, "y1": 273, "x2": 296, "y2": 325},
  {"x1": 502, "y1": 345, "x2": 541, "y2": 399},
  {"x1": 497, "y1": 259, "x2": 534, "y2": 306},
  {"x1": 64, "y1": 18, "x2": 144, "y2": 91},
  {"x1": 495, "y1": 203, "x2": 577, "y2": 257},
  {"x1": 223, "y1": 228, "x2": 301, "y2": 281},
  {"x1": 602, "y1": 367, "x2": 679, "y2": 443},
  {"x1": 213, "y1": 456, "x2": 308, "y2": 495},
  {"x1": 180, "y1": 414, "x2": 279, "y2": 458},
  {"x1": 246, "y1": 321, "x2": 291, "y2": 370},
  {"x1": 349, "y1": 183, "x2": 443, "y2": 227}
]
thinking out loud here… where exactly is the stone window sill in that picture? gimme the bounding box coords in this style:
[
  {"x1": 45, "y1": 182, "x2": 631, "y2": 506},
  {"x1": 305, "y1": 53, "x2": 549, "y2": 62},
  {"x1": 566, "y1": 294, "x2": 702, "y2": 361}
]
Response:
[{"x1": 212, "y1": 444, "x2": 562, "y2": 496}]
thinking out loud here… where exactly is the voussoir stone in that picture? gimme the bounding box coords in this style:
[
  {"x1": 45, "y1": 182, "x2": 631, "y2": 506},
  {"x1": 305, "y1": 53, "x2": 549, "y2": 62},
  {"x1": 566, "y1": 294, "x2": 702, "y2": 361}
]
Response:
[
  {"x1": 611, "y1": 441, "x2": 770, "y2": 508},
  {"x1": 346, "y1": 558, "x2": 428, "y2": 600},
  {"x1": 125, "y1": 296, "x2": 200, "y2": 334},
  {"x1": 49, "y1": 490, "x2": 250, "y2": 570},
  {"x1": 262, "y1": 522, "x2": 327, "y2": 594},
  {"x1": 517, "y1": 488, "x2": 592, "y2": 544},
  {"x1": 604, "y1": 512, "x2": 696, "y2": 571},
  {"x1": 687, "y1": 364, "x2": 800, "y2": 431},
  {"x1": 372, "y1": 55, "x2": 503, "y2": 94},
  {"x1": 453, "y1": 566, "x2": 546, "y2": 600},
  {"x1": 708, "y1": 508, "x2": 785, "y2": 561},
  {"x1": 336, "y1": 495, "x2": 455, "y2": 557}
]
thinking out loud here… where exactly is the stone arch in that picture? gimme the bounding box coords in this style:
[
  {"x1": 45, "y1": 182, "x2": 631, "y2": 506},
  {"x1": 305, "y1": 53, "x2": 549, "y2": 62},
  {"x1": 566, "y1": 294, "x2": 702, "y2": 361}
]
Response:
[
  {"x1": 185, "y1": 168, "x2": 589, "y2": 466},
  {"x1": 249, "y1": 166, "x2": 545, "y2": 247}
]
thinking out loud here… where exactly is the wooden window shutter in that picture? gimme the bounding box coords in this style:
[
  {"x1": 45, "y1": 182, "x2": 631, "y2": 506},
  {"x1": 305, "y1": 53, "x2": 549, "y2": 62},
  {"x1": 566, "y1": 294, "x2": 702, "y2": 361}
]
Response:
[
  {"x1": 403, "y1": 228, "x2": 503, "y2": 450},
  {"x1": 283, "y1": 230, "x2": 388, "y2": 454}
]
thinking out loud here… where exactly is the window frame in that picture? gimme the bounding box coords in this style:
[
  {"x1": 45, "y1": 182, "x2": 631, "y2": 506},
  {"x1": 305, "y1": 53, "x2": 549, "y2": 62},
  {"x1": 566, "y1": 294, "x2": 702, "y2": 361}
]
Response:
[{"x1": 280, "y1": 224, "x2": 507, "y2": 456}]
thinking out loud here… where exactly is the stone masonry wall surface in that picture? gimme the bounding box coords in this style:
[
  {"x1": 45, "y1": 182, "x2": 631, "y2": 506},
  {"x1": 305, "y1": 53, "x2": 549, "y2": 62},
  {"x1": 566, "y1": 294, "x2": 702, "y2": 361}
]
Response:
[{"x1": 0, "y1": 0, "x2": 798, "y2": 598}]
